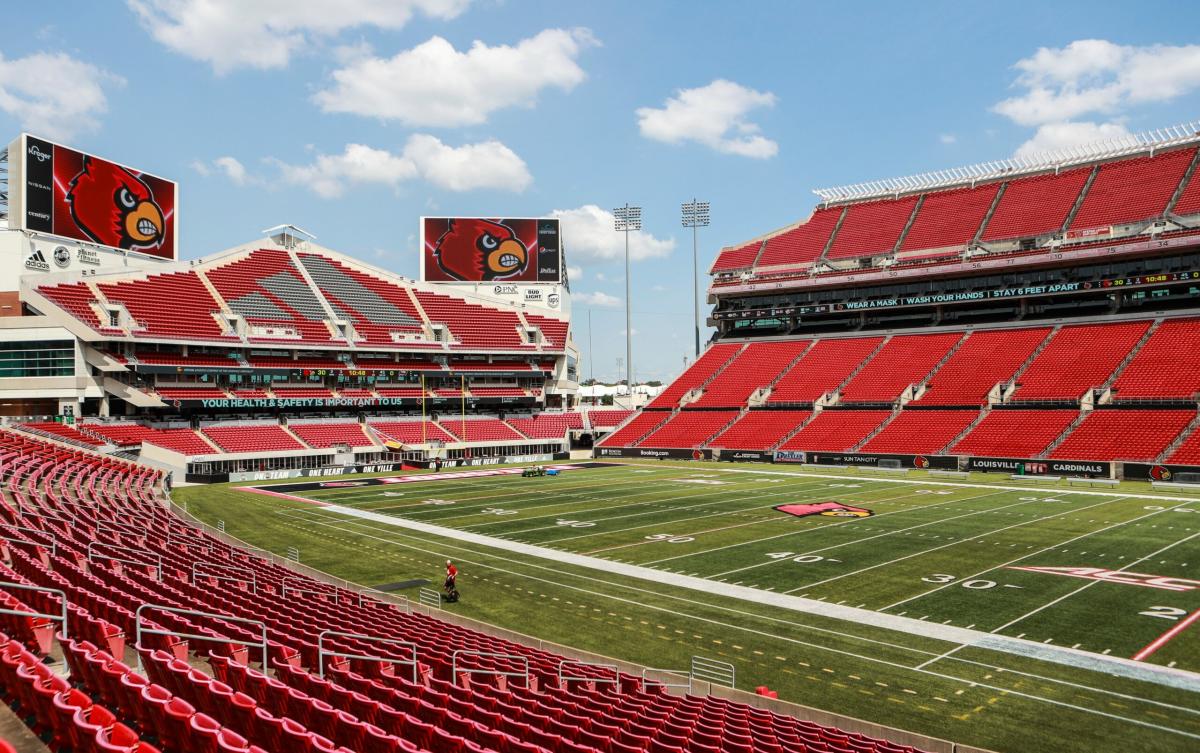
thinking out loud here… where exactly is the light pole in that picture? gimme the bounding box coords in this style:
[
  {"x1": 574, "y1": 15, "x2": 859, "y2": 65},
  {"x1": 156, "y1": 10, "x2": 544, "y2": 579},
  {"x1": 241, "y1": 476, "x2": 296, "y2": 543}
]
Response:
[
  {"x1": 613, "y1": 204, "x2": 641, "y2": 391},
  {"x1": 681, "y1": 199, "x2": 709, "y2": 358}
]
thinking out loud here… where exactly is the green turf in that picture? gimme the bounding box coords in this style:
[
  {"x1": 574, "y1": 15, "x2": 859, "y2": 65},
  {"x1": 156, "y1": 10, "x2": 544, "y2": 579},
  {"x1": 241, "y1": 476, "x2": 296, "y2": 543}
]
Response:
[{"x1": 174, "y1": 460, "x2": 1200, "y2": 753}]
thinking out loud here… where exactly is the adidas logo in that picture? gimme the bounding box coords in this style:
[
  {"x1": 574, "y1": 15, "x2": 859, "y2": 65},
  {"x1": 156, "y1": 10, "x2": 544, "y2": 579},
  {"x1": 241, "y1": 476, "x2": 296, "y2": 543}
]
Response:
[{"x1": 24, "y1": 249, "x2": 50, "y2": 272}]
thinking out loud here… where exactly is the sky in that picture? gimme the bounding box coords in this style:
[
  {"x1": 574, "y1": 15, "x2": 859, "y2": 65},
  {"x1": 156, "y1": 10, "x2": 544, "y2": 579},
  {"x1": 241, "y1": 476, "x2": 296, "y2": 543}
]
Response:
[{"x1": 3, "y1": 1, "x2": 1200, "y2": 383}]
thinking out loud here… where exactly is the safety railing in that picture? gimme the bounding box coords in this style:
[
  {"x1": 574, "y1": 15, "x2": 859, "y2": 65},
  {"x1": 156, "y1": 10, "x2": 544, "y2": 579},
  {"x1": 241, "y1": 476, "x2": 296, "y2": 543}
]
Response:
[
  {"x1": 419, "y1": 588, "x2": 441, "y2": 609},
  {"x1": 0, "y1": 581, "x2": 68, "y2": 642},
  {"x1": 558, "y1": 659, "x2": 619, "y2": 686},
  {"x1": 317, "y1": 630, "x2": 418, "y2": 683},
  {"x1": 0, "y1": 525, "x2": 56, "y2": 556},
  {"x1": 452, "y1": 650, "x2": 529, "y2": 683},
  {"x1": 691, "y1": 655, "x2": 736, "y2": 689},
  {"x1": 87, "y1": 542, "x2": 163, "y2": 580},
  {"x1": 642, "y1": 667, "x2": 692, "y2": 691},
  {"x1": 134, "y1": 604, "x2": 267, "y2": 673},
  {"x1": 167, "y1": 526, "x2": 215, "y2": 552},
  {"x1": 191, "y1": 562, "x2": 257, "y2": 594}
]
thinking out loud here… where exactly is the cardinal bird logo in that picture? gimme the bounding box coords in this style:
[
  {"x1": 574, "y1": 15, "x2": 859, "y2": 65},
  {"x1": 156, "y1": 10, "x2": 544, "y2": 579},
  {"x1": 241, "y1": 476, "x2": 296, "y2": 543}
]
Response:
[
  {"x1": 775, "y1": 502, "x2": 873, "y2": 519},
  {"x1": 433, "y1": 219, "x2": 529, "y2": 281},
  {"x1": 66, "y1": 157, "x2": 165, "y2": 251}
]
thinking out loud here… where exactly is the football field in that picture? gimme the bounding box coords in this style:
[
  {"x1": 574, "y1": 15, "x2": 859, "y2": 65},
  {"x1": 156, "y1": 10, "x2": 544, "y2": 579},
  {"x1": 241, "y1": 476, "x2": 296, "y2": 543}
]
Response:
[{"x1": 175, "y1": 461, "x2": 1200, "y2": 753}]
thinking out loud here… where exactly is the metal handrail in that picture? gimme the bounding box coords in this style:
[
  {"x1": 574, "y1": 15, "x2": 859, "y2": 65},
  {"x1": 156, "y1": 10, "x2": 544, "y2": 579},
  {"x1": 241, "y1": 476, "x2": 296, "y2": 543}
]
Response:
[
  {"x1": 558, "y1": 659, "x2": 619, "y2": 686},
  {"x1": 0, "y1": 525, "x2": 56, "y2": 556},
  {"x1": 641, "y1": 667, "x2": 692, "y2": 691},
  {"x1": 418, "y1": 588, "x2": 441, "y2": 609},
  {"x1": 0, "y1": 581, "x2": 68, "y2": 642},
  {"x1": 281, "y1": 577, "x2": 339, "y2": 603},
  {"x1": 191, "y1": 562, "x2": 257, "y2": 594},
  {"x1": 166, "y1": 527, "x2": 214, "y2": 552},
  {"x1": 134, "y1": 604, "x2": 268, "y2": 673},
  {"x1": 452, "y1": 650, "x2": 530, "y2": 681},
  {"x1": 691, "y1": 656, "x2": 736, "y2": 689},
  {"x1": 317, "y1": 630, "x2": 418, "y2": 683},
  {"x1": 87, "y1": 542, "x2": 162, "y2": 580}
]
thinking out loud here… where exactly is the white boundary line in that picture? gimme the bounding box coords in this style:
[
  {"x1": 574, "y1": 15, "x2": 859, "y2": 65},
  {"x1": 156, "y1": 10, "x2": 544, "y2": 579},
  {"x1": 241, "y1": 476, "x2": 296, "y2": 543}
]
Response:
[
  {"x1": 273, "y1": 509, "x2": 1200, "y2": 741},
  {"x1": 301, "y1": 497, "x2": 1200, "y2": 694},
  {"x1": 782, "y1": 495, "x2": 1131, "y2": 594},
  {"x1": 629, "y1": 462, "x2": 1200, "y2": 502}
]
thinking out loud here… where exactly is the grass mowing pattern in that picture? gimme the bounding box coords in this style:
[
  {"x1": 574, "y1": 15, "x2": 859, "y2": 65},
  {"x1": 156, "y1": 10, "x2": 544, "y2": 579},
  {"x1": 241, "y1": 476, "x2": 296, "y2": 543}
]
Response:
[{"x1": 175, "y1": 461, "x2": 1200, "y2": 753}]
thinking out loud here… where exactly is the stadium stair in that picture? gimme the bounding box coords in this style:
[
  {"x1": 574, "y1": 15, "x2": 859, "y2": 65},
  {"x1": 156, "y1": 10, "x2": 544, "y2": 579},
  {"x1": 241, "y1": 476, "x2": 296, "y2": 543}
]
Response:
[
  {"x1": 825, "y1": 337, "x2": 891, "y2": 404},
  {"x1": 998, "y1": 326, "x2": 1060, "y2": 399},
  {"x1": 848, "y1": 407, "x2": 902, "y2": 451},
  {"x1": 904, "y1": 332, "x2": 970, "y2": 404},
  {"x1": 1039, "y1": 410, "x2": 1090, "y2": 457},
  {"x1": 1059, "y1": 165, "x2": 1099, "y2": 233},
  {"x1": 937, "y1": 407, "x2": 992, "y2": 453},
  {"x1": 1095, "y1": 318, "x2": 1163, "y2": 401},
  {"x1": 1163, "y1": 147, "x2": 1200, "y2": 217},
  {"x1": 1156, "y1": 410, "x2": 1200, "y2": 462}
]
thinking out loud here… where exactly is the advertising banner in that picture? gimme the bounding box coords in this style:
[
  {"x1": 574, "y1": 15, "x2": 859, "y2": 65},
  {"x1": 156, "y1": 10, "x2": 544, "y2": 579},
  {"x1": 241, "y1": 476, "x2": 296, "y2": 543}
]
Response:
[
  {"x1": 1122, "y1": 463, "x2": 1200, "y2": 482},
  {"x1": 965, "y1": 457, "x2": 1112, "y2": 478},
  {"x1": 422, "y1": 217, "x2": 560, "y2": 283},
  {"x1": 805, "y1": 452, "x2": 958, "y2": 469},
  {"x1": 15, "y1": 134, "x2": 177, "y2": 259},
  {"x1": 594, "y1": 447, "x2": 713, "y2": 460},
  {"x1": 718, "y1": 450, "x2": 775, "y2": 463},
  {"x1": 712, "y1": 270, "x2": 1200, "y2": 320}
]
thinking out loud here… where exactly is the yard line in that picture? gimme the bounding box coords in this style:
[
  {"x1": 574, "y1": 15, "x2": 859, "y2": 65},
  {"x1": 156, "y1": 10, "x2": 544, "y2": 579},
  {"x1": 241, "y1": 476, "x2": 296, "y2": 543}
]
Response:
[
  {"x1": 785, "y1": 494, "x2": 1127, "y2": 594},
  {"x1": 708, "y1": 488, "x2": 1015, "y2": 578},
  {"x1": 1134, "y1": 608, "x2": 1200, "y2": 661},
  {"x1": 990, "y1": 530, "x2": 1200, "y2": 635},
  {"x1": 281, "y1": 508, "x2": 1200, "y2": 713},
  {"x1": 879, "y1": 497, "x2": 1197, "y2": 612},
  {"x1": 388, "y1": 476, "x2": 726, "y2": 519},
  {"x1": 642, "y1": 485, "x2": 990, "y2": 566},
  {"x1": 310, "y1": 472, "x2": 668, "y2": 507},
  {"x1": 534, "y1": 480, "x2": 848, "y2": 543},
  {"x1": 489, "y1": 477, "x2": 841, "y2": 537},
  {"x1": 277, "y1": 511, "x2": 1200, "y2": 738}
]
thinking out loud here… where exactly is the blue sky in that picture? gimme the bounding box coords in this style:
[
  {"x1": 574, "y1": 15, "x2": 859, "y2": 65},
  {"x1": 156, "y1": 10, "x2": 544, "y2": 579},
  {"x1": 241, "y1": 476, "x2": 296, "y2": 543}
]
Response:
[{"x1": 4, "y1": 1, "x2": 1200, "y2": 382}]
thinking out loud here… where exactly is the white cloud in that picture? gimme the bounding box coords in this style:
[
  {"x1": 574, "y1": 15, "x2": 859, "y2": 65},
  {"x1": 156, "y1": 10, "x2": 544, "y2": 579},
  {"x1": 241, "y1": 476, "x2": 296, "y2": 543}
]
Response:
[
  {"x1": 938, "y1": 133, "x2": 957, "y2": 145},
  {"x1": 189, "y1": 160, "x2": 210, "y2": 176},
  {"x1": 129, "y1": 0, "x2": 470, "y2": 74},
  {"x1": 636, "y1": 79, "x2": 778, "y2": 158},
  {"x1": 404, "y1": 134, "x2": 531, "y2": 192},
  {"x1": 273, "y1": 136, "x2": 530, "y2": 198},
  {"x1": 0, "y1": 52, "x2": 122, "y2": 141},
  {"x1": 313, "y1": 28, "x2": 596, "y2": 126},
  {"x1": 214, "y1": 156, "x2": 250, "y2": 184},
  {"x1": 575, "y1": 291, "x2": 621, "y2": 307},
  {"x1": 993, "y1": 40, "x2": 1200, "y2": 159},
  {"x1": 549, "y1": 205, "x2": 675, "y2": 263},
  {"x1": 995, "y1": 40, "x2": 1200, "y2": 126},
  {"x1": 1013, "y1": 121, "x2": 1134, "y2": 160},
  {"x1": 566, "y1": 265, "x2": 583, "y2": 281}
]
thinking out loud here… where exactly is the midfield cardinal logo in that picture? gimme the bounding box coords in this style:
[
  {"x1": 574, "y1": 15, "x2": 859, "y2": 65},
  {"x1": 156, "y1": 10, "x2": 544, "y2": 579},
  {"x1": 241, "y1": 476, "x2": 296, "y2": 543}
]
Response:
[
  {"x1": 432, "y1": 219, "x2": 529, "y2": 281},
  {"x1": 775, "y1": 502, "x2": 873, "y2": 519},
  {"x1": 66, "y1": 157, "x2": 165, "y2": 251}
]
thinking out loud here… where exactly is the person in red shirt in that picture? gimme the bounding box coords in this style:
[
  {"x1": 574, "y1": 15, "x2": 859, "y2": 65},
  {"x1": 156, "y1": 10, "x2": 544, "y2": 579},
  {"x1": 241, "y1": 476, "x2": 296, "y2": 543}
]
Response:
[{"x1": 444, "y1": 560, "x2": 458, "y2": 592}]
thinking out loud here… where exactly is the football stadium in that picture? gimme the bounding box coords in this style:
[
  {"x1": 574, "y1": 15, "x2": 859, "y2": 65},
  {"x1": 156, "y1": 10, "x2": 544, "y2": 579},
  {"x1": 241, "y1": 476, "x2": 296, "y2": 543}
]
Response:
[{"x1": 0, "y1": 5, "x2": 1198, "y2": 753}]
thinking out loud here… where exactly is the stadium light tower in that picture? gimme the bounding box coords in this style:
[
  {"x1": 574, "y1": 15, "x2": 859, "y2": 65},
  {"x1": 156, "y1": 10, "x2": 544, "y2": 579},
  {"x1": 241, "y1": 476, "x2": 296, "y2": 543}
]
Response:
[
  {"x1": 681, "y1": 199, "x2": 710, "y2": 357},
  {"x1": 613, "y1": 204, "x2": 641, "y2": 391}
]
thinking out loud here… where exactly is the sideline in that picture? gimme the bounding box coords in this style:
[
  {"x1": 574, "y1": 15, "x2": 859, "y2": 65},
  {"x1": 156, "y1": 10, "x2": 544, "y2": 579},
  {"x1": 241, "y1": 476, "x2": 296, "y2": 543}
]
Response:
[
  {"x1": 633, "y1": 462, "x2": 1200, "y2": 502},
  {"x1": 315, "y1": 498, "x2": 1200, "y2": 693}
]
